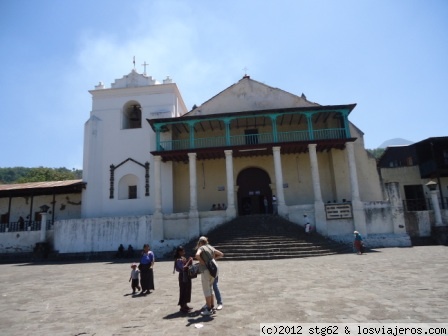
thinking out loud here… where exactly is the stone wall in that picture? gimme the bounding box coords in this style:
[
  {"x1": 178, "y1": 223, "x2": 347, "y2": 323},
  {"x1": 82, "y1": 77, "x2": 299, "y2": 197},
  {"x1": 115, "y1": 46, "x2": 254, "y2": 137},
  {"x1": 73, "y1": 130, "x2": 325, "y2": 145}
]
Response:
[
  {"x1": 287, "y1": 201, "x2": 412, "y2": 247},
  {"x1": 0, "y1": 229, "x2": 54, "y2": 253},
  {"x1": 3, "y1": 204, "x2": 444, "y2": 258},
  {"x1": 52, "y1": 211, "x2": 229, "y2": 258},
  {"x1": 54, "y1": 216, "x2": 154, "y2": 254}
]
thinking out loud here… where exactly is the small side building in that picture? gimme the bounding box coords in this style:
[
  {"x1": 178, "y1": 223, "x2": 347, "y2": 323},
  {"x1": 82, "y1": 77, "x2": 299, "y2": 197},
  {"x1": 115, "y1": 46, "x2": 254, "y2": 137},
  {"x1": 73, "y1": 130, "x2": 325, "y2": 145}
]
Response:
[
  {"x1": 0, "y1": 180, "x2": 84, "y2": 253},
  {"x1": 378, "y1": 137, "x2": 448, "y2": 243}
]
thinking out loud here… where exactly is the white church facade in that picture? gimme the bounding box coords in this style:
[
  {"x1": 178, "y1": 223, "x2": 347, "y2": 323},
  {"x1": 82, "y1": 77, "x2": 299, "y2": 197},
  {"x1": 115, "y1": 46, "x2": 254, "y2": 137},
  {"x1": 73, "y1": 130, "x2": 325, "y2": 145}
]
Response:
[{"x1": 0, "y1": 69, "x2": 413, "y2": 255}]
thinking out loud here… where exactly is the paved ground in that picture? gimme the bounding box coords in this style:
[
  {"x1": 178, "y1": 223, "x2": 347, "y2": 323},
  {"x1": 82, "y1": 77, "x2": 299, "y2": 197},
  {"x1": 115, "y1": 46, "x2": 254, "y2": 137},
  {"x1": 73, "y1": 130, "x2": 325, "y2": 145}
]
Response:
[{"x1": 0, "y1": 246, "x2": 447, "y2": 336}]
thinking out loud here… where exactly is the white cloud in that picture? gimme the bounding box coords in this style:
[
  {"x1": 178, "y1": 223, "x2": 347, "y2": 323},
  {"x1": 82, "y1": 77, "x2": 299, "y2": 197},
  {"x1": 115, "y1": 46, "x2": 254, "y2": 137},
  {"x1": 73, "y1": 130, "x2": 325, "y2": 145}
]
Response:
[{"x1": 67, "y1": 2, "x2": 257, "y2": 111}]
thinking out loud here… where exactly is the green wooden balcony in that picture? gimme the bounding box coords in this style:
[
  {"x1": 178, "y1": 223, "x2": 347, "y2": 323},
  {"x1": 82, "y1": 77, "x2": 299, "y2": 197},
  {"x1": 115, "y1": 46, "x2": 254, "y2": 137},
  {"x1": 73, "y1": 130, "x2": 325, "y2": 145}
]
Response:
[
  {"x1": 148, "y1": 104, "x2": 357, "y2": 160},
  {"x1": 159, "y1": 128, "x2": 347, "y2": 151}
]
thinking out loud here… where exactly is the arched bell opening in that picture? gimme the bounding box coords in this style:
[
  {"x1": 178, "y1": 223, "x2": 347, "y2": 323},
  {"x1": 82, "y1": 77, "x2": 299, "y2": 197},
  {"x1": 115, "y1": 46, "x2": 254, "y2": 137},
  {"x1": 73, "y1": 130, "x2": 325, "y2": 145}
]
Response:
[{"x1": 123, "y1": 102, "x2": 142, "y2": 129}]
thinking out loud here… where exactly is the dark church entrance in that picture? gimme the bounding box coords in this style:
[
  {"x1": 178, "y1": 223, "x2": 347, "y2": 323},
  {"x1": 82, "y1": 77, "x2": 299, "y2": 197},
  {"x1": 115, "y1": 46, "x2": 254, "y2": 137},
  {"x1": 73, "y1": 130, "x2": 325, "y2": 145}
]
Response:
[{"x1": 236, "y1": 168, "x2": 272, "y2": 216}]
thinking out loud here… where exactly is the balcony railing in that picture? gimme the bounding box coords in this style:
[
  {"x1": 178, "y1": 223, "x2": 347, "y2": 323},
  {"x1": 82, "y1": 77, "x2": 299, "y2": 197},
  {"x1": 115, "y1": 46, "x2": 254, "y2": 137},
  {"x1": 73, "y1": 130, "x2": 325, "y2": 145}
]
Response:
[
  {"x1": 278, "y1": 130, "x2": 310, "y2": 142},
  {"x1": 0, "y1": 220, "x2": 53, "y2": 233},
  {"x1": 159, "y1": 128, "x2": 346, "y2": 152}
]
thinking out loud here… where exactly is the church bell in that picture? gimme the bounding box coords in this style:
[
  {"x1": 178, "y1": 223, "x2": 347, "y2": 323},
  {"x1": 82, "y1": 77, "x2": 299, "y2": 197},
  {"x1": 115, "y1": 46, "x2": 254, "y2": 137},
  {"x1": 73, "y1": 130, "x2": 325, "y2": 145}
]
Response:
[{"x1": 129, "y1": 105, "x2": 140, "y2": 121}]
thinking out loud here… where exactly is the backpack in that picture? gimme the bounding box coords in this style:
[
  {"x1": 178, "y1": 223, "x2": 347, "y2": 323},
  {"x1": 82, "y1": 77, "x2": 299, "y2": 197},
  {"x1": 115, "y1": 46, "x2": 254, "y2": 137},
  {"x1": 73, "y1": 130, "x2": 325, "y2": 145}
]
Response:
[{"x1": 201, "y1": 245, "x2": 218, "y2": 278}]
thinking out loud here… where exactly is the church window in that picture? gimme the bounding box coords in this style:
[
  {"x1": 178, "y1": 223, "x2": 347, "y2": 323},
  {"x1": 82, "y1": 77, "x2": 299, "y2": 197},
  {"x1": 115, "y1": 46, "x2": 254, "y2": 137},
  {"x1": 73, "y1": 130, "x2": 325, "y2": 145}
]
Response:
[{"x1": 128, "y1": 186, "x2": 137, "y2": 199}]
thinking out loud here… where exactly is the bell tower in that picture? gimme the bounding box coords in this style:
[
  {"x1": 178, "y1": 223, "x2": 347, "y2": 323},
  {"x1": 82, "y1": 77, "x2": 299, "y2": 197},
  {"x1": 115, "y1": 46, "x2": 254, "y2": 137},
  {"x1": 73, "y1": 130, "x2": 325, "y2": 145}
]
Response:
[{"x1": 82, "y1": 66, "x2": 188, "y2": 218}]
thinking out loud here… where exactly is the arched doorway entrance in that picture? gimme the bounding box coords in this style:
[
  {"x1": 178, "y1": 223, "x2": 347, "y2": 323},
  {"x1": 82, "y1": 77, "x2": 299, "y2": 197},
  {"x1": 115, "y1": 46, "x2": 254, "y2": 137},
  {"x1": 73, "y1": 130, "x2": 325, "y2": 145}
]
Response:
[{"x1": 236, "y1": 168, "x2": 272, "y2": 216}]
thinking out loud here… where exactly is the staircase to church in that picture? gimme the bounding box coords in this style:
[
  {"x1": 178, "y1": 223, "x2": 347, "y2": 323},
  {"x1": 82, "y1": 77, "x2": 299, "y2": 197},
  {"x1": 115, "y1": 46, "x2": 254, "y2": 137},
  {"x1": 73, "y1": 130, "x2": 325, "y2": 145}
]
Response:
[{"x1": 183, "y1": 214, "x2": 352, "y2": 260}]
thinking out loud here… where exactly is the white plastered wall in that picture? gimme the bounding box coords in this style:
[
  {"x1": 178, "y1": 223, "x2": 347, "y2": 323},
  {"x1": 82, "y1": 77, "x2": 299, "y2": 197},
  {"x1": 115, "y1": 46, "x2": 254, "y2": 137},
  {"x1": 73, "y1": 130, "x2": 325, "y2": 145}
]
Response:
[
  {"x1": 82, "y1": 84, "x2": 184, "y2": 218},
  {"x1": 170, "y1": 140, "x2": 384, "y2": 214}
]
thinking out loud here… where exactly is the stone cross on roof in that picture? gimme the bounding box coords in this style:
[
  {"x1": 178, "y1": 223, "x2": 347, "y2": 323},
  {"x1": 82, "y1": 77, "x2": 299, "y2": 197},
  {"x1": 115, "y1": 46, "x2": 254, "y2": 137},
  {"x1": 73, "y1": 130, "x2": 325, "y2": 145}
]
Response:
[{"x1": 142, "y1": 61, "x2": 149, "y2": 75}]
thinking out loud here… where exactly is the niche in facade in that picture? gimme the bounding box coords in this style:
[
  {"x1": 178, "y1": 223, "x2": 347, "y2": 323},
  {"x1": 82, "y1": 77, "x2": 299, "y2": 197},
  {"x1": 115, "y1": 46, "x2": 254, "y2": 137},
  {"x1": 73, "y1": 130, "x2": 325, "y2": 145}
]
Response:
[
  {"x1": 118, "y1": 174, "x2": 139, "y2": 200},
  {"x1": 109, "y1": 159, "x2": 149, "y2": 199}
]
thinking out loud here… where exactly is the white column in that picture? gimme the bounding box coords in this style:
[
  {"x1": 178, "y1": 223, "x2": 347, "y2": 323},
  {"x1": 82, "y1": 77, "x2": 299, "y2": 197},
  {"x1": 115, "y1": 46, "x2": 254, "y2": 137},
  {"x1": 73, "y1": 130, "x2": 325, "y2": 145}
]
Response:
[
  {"x1": 345, "y1": 142, "x2": 367, "y2": 235},
  {"x1": 40, "y1": 212, "x2": 48, "y2": 242},
  {"x1": 345, "y1": 142, "x2": 360, "y2": 202},
  {"x1": 308, "y1": 144, "x2": 327, "y2": 235},
  {"x1": 151, "y1": 156, "x2": 164, "y2": 241},
  {"x1": 272, "y1": 146, "x2": 288, "y2": 217},
  {"x1": 430, "y1": 190, "x2": 443, "y2": 226},
  {"x1": 224, "y1": 150, "x2": 236, "y2": 218},
  {"x1": 308, "y1": 144, "x2": 323, "y2": 202},
  {"x1": 188, "y1": 153, "x2": 198, "y2": 211},
  {"x1": 188, "y1": 153, "x2": 200, "y2": 238},
  {"x1": 154, "y1": 156, "x2": 162, "y2": 214}
]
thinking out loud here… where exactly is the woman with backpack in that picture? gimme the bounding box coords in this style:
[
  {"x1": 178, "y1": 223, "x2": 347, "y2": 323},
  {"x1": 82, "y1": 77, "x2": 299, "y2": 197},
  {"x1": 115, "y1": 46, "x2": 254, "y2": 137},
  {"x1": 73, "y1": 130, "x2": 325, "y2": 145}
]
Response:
[{"x1": 195, "y1": 236, "x2": 224, "y2": 316}]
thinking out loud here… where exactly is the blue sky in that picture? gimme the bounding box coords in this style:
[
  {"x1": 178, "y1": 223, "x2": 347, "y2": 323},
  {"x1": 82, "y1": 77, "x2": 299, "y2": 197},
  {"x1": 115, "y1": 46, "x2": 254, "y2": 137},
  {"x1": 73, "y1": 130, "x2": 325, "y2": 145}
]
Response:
[{"x1": 1, "y1": 0, "x2": 447, "y2": 169}]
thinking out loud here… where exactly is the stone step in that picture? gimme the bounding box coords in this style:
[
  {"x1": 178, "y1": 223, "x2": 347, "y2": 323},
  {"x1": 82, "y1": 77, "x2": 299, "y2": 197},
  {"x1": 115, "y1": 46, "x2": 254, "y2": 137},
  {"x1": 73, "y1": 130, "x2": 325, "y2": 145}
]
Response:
[
  {"x1": 216, "y1": 245, "x2": 348, "y2": 255},
  {"x1": 221, "y1": 248, "x2": 338, "y2": 256},
  {"x1": 181, "y1": 215, "x2": 352, "y2": 260},
  {"x1": 213, "y1": 235, "x2": 348, "y2": 246},
  {"x1": 214, "y1": 241, "x2": 343, "y2": 249},
  {"x1": 219, "y1": 251, "x2": 341, "y2": 260}
]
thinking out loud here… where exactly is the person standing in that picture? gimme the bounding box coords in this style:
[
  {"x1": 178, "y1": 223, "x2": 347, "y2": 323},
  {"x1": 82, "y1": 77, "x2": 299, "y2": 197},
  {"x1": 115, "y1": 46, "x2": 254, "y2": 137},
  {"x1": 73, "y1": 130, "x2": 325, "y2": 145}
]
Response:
[
  {"x1": 212, "y1": 276, "x2": 223, "y2": 310},
  {"x1": 202, "y1": 276, "x2": 223, "y2": 311},
  {"x1": 201, "y1": 240, "x2": 224, "y2": 311},
  {"x1": 173, "y1": 246, "x2": 193, "y2": 313},
  {"x1": 18, "y1": 216, "x2": 25, "y2": 231},
  {"x1": 127, "y1": 244, "x2": 134, "y2": 258},
  {"x1": 116, "y1": 244, "x2": 125, "y2": 258},
  {"x1": 195, "y1": 236, "x2": 224, "y2": 316},
  {"x1": 139, "y1": 244, "x2": 155, "y2": 294},
  {"x1": 304, "y1": 214, "x2": 311, "y2": 235},
  {"x1": 129, "y1": 263, "x2": 141, "y2": 294},
  {"x1": 353, "y1": 231, "x2": 364, "y2": 255},
  {"x1": 263, "y1": 196, "x2": 269, "y2": 214}
]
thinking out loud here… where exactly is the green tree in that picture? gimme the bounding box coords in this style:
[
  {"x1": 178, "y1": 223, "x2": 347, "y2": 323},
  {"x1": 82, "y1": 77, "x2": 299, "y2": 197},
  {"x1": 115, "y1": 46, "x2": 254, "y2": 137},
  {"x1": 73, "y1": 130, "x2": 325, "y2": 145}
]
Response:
[
  {"x1": 0, "y1": 167, "x2": 30, "y2": 183},
  {"x1": 366, "y1": 148, "x2": 385, "y2": 160},
  {"x1": 0, "y1": 167, "x2": 82, "y2": 184}
]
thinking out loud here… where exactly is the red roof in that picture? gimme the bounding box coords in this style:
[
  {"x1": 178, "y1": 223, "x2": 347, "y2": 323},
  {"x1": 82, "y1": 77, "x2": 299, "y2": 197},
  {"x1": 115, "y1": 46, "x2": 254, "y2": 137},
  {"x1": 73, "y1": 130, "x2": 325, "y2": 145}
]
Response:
[{"x1": 0, "y1": 180, "x2": 85, "y2": 197}]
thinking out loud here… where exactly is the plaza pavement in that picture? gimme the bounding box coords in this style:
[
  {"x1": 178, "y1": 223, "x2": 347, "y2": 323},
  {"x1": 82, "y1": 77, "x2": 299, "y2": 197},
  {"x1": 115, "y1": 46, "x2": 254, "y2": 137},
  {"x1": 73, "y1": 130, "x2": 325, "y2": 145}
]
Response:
[{"x1": 0, "y1": 246, "x2": 447, "y2": 336}]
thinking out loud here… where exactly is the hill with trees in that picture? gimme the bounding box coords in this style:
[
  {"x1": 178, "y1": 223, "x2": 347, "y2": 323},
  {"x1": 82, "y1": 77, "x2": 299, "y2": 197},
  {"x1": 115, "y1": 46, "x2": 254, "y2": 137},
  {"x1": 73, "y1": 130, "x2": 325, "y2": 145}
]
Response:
[
  {"x1": 0, "y1": 167, "x2": 82, "y2": 184},
  {"x1": 366, "y1": 148, "x2": 385, "y2": 160}
]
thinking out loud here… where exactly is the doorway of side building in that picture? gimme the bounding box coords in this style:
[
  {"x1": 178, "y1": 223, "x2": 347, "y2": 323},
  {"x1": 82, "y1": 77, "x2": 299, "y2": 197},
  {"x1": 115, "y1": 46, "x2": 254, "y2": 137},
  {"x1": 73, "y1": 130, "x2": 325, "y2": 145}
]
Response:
[
  {"x1": 236, "y1": 167, "x2": 272, "y2": 215},
  {"x1": 404, "y1": 185, "x2": 427, "y2": 211}
]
